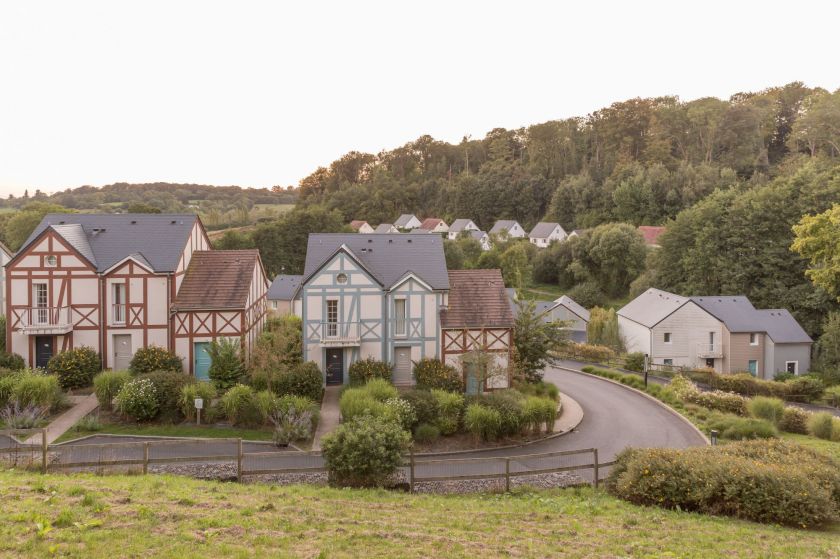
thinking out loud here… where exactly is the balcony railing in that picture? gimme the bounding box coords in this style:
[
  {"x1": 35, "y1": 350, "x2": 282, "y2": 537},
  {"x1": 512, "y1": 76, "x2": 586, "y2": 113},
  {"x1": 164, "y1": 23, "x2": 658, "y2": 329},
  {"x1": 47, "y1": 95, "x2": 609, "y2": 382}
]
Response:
[
  {"x1": 112, "y1": 304, "x2": 126, "y2": 325},
  {"x1": 320, "y1": 321, "x2": 361, "y2": 346},
  {"x1": 696, "y1": 342, "x2": 723, "y2": 359},
  {"x1": 19, "y1": 307, "x2": 73, "y2": 334}
]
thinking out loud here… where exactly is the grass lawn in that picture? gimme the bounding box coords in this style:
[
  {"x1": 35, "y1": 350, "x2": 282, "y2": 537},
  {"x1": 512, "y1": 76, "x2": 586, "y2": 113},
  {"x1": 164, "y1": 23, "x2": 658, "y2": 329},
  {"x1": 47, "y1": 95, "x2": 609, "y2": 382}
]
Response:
[
  {"x1": 0, "y1": 470, "x2": 836, "y2": 558},
  {"x1": 782, "y1": 433, "x2": 840, "y2": 461},
  {"x1": 55, "y1": 422, "x2": 274, "y2": 443}
]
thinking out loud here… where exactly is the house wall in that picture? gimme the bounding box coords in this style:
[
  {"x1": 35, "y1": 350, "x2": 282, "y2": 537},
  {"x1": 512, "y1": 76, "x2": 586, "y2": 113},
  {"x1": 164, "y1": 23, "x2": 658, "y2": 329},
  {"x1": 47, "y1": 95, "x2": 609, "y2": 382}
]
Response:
[
  {"x1": 442, "y1": 328, "x2": 511, "y2": 389},
  {"x1": 447, "y1": 221, "x2": 478, "y2": 240},
  {"x1": 429, "y1": 222, "x2": 449, "y2": 233},
  {"x1": 173, "y1": 310, "x2": 243, "y2": 374},
  {"x1": 726, "y1": 331, "x2": 764, "y2": 376},
  {"x1": 548, "y1": 306, "x2": 587, "y2": 331},
  {"x1": 764, "y1": 341, "x2": 811, "y2": 377},
  {"x1": 358, "y1": 223, "x2": 375, "y2": 234},
  {"x1": 617, "y1": 316, "x2": 650, "y2": 356},
  {"x1": 242, "y1": 258, "x2": 269, "y2": 362},
  {"x1": 649, "y1": 302, "x2": 723, "y2": 371},
  {"x1": 386, "y1": 277, "x2": 440, "y2": 371}
]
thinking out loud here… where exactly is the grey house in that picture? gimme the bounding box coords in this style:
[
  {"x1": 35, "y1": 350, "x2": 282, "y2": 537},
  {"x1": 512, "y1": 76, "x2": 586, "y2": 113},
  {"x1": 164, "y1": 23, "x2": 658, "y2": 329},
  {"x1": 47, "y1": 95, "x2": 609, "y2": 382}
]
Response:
[{"x1": 267, "y1": 274, "x2": 303, "y2": 315}]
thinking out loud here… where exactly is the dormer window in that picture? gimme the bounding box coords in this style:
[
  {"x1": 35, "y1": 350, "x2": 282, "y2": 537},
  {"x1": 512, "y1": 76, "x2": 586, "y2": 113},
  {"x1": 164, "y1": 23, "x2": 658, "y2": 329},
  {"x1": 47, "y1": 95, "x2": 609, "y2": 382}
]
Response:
[{"x1": 45, "y1": 255, "x2": 57, "y2": 267}]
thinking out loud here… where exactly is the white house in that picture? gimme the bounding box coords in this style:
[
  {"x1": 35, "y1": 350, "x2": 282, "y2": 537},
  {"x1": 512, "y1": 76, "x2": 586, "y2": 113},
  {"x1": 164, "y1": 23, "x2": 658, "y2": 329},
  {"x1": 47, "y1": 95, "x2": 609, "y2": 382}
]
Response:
[
  {"x1": 394, "y1": 214, "x2": 422, "y2": 230},
  {"x1": 469, "y1": 230, "x2": 492, "y2": 251},
  {"x1": 448, "y1": 219, "x2": 479, "y2": 240},
  {"x1": 418, "y1": 218, "x2": 449, "y2": 234},
  {"x1": 373, "y1": 224, "x2": 399, "y2": 234},
  {"x1": 528, "y1": 222, "x2": 566, "y2": 247},
  {"x1": 489, "y1": 220, "x2": 526, "y2": 239},
  {"x1": 350, "y1": 220, "x2": 375, "y2": 234},
  {"x1": 0, "y1": 241, "x2": 14, "y2": 318}
]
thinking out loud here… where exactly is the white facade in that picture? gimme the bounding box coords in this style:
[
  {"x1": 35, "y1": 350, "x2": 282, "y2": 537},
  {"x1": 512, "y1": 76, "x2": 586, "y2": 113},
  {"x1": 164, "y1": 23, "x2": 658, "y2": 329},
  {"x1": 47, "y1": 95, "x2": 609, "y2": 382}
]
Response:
[
  {"x1": 490, "y1": 221, "x2": 526, "y2": 238},
  {"x1": 448, "y1": 219, "x2": 479, "y2": 240},
  {"x1": 529, "y1": 224, "x2": 567, "y2": 247}
]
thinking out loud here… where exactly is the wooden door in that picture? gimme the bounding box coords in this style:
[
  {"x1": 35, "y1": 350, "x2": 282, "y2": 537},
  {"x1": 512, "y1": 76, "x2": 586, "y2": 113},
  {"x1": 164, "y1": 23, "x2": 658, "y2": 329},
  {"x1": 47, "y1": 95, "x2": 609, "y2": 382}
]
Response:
[
  {"x1": 194, "y1": 342, "x2": 211, "y2": 380},
  {"x1": 325, "y1": 349, "x2": 344, "y2": 385},
  {"x1": 35, "y1": 336, "x2": 53, "y2": 369},
  {"x1": 393, "y1": 347, "x2": 412, "y2": 385}
]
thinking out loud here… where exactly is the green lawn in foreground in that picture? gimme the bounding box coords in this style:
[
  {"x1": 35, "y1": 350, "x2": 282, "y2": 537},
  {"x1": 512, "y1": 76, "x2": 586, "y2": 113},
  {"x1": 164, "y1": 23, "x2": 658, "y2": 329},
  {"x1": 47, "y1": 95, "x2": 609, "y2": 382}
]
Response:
[
  {"x1": 0, "y1": 470, "x2": 836, "y2": 558},
  {"x1": 55, "y1": 423, "x2": 274, "y2": 443},
  {"x1": 782, "y1": 432, "x2": 840, "y2": 461}
]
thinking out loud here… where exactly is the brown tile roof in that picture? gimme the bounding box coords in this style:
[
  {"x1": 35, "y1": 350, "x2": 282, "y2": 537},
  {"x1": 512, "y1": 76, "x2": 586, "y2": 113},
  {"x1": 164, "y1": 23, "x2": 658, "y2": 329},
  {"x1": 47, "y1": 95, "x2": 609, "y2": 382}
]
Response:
[
  {"x1": 441, "y1": 269, "x2": 514, "y2": 329},
  {"x1": 419, "y1": 218, "x2": 445, "y2": 230},
  {"x1": 173, "y1": 250, "x2": 262, "y2": 310},
  {"x1": 638, "y1": 225, "x2": 666, "y2": 246},
  {"x1": 349, "y1": 220, "x2": 369, "y2": 230}
]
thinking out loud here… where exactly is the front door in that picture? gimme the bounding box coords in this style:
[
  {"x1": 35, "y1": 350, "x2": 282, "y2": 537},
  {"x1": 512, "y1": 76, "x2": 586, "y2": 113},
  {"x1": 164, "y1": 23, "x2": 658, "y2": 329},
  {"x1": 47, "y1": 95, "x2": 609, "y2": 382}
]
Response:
[
  {"x1": 194, "y1": 342, "x2": 211, "y2": 381},
  {"x1": 325, "y1": 349, "x2": 344, "y2": 385},
  {"x1": 705, "y1": 358, "x2": 715, "y2": 369},
  {"x1": 35, "y1": 336, "x2": 54, "y2": 369},
  {"x1": 393, "y1": 347, "x2": 412, "y2": 385},
  {"x1": 113, "y1": 335, "x2": 132, "y2": 371},
  {"x1": 464, "y1": 362, "x2": 481, "y2": 395}
]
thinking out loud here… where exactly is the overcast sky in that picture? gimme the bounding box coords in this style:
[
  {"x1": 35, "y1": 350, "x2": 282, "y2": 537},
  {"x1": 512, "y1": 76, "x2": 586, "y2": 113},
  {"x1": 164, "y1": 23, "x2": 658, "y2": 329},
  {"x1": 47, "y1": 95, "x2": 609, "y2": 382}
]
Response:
[{"x1": 1, "y1": 1, "x2": 838, "y2": 197}]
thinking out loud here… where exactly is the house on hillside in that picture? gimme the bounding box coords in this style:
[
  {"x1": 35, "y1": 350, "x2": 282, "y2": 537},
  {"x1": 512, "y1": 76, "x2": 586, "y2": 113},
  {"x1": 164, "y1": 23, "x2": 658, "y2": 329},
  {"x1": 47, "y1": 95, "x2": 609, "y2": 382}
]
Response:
[
  {"x1": 617, "y1": 288, "x2": 811, "y2": 378},
  {"x1": 469, "y1": 230, "x2": 492, "y2": 251},
  {"x1": 418, "y1": 218, "x2": 449, "y2": 234},
  {"x1": 638, "y1": 226, "x2": 666, "y2": 248},
  {"x1": 373, "y1": 224, "x2": 399, "y2": 234},
  {"x1": 447, "y1": 219, "x2": 479, "y2": 240},
  {"x1": 0, "y1": 241, "x2": 14, "y2": 317},
  {"x1": 394, "y1": 214, "x2": 422, "y2": 230},
  {"x1": 507, "y1": 291, "x2": 588, "y2": 343},
  {"x1": 350, "y1": 220, "x2": 374, "y2": 234},
  {"x1": 294, "y1": 233, "x2": 512, "y2": 390},
  {"x1": 268, "y1": 274, "x2": 303, "y2": 315},
  {"x1": 528, "y1": 222, "x2": 566, "y2": 247},
  {"x1": 489, "y1": 220, "x2": 526, "y2": 239},
  {"x1": 5, "y1": 214, "x2": 268, "y2": 376}
]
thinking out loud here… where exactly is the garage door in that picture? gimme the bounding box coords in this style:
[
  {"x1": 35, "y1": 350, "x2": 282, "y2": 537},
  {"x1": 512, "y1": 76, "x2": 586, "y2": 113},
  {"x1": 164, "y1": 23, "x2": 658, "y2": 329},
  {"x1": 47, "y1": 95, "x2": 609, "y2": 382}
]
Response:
[{"x1": 393, "y1": 347, "x2": 412, "y2": 385}]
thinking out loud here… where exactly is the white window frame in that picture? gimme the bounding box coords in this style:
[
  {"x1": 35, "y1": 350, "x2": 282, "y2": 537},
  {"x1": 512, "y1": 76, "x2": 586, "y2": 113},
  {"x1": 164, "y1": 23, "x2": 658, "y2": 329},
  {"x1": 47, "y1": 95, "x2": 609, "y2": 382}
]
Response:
[
  {"x1": 32, "y1": 282, "x2": 48, "y2": 325},
  {"x1": 326, "y1": 299, "x2": 338, "y2": 337},
  {"x1": 394, "y1": 297, "x2": 407, "y2": 337},
  {"x1": 663, "y1": 332, "x2": 672, "y2": 344},
  {"x1": 112, "y1": 282, "x2": 126, "y2": 325},
  {"x1": 45, "y1": 255, "x2": 57, "y2": 267},
  {"x1": 749, "y1": 333, "x2": 758, "y2": 346},
  {"x1": 663, "y1": 358, "x2": 673, "y2": 366},
  {"x1": 785, "y1": 361, "x2": 799, "y2": 375}
]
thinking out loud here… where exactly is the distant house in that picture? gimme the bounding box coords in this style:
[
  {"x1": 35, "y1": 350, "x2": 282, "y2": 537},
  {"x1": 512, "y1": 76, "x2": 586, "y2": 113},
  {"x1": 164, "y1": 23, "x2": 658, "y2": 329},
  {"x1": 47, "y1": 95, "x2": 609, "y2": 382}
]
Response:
[
  {"x1": 618, "y1": 288, "x2": 812, "y2": 378},
  {"x1": 350, "y1": 220, "x2": 374, "y2": 234},
  {"x1": 638, "y1": 226, "x2": 666, "y2": 248},
  {"x1": 394, "y1": 214, "x2": 422, "y2": 230},
  {"x1": 568, "y1": 229, "x2": 586, "y2": 239},
  {"x1": 373, "y1": 224, "x2": 399, "y2": 234},
  {"x1": 267, "y1": 274, "x2": 303, "y2": 315},
  {"x1": 408, "y1": 228, "x2": 433, "y2": 234},
  {"x1": 528, "y1": 222, "x2": 567, "y2": 248},
  {"x1": 448, "y1": 219, "x2": 479, "y2": 240},
  {"x1": 418, "y1": 218, "x2": 449, "y2": 233},
  {"x1": 489, "y1": 220, "x2": 526, "y2": 238},
  {"x1": 0, "y1": 241, "x2": 14, "y2": 317},
  {"x1": 469, "y1": 230, "x2": 492, "y2": 251},
  {"x1": 507, "y1": 291, "x2": 588, "y2": 343}
]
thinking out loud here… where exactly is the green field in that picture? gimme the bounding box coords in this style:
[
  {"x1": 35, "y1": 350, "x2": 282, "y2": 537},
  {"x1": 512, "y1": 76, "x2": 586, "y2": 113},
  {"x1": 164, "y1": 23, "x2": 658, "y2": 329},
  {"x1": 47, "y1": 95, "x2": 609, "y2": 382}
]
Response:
[{"x1": 0, "y1": 470, "x2": 836, "y2": 558}]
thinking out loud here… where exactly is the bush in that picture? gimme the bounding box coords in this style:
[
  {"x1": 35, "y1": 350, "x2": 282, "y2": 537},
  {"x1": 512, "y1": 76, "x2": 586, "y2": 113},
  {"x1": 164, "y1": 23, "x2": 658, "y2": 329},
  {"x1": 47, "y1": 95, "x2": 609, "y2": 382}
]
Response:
[
  {"x1": 566, "y1": 280, "x2": 605, "y2": 309},
  {"x1": 136, "y1": 371, "x2": 191, "y2": 421},
  {"x1": 207, "y1": 338, "x2": 245, "y2": 391},
  {"x1": 220, "y1": 384, "x2": 261, "y2": 426},
  {"x1": 254, "y1": 390, "x2": 280, "y2": 423},
  {"x1": 0, "y1": 352, "x2": 25, "y2": 371},
  {"x1": 115, "y1": 378, "x2": 159, "y2": 421},
  {"x1": 623, "y1": 352, "x2": 645, "y2": 373},
  {"x1": 464, "y1": 404, "x2": 502, "y2": 441},
  {"x1": 269, "y1": 362, "x2": 323, "y2": 402},
  {"x1": 784, "y1": 376, "x2": 825, "y2": 403},
  {"x1": 363, "y1": 378, "x2": 399, "y2": 402},
  {"x1": 337, "y1": 380, "x2": 398, "y2": 423},
  {"x1": 269, "y1": 394, "x2": 318, "y2": 446},
  {"x1": 522, "y1": 396, "x2": 558, "y2": 433},
  {"x1": 778, "y1": 406, "x2": 810, "y2": 434},
  {"x1": 13, "y1": 372, "x2": 62, "y2": 411},
  {"x1": 414, "y1": 423, "x2": 440, "y2": 444},
  {"x1": 93, "y1": 370, "x2": 131, "y2": 410},
  {"x1": 669, "y1": 375, "x2": 747, "y2": 415},
  {"x1": 707, "y1": 412, "x2": 777, "y2": 440},
  {"x1": 129, "y1": 346, "x2": 182, "y2": 375},
  {"x1": 705, "y1": 371, "x2": 824, "y2": 403},
  {"x1": 825, "y1": 385, "x2": 840, "y2": 407},
  {"x1": 746, "y1": 396, "x2": 785, "y2": 424},
  {"x1": 0, "y1": 375, "x2": 16, "y2": 408},
  {"x1": 179, "y1": 382, "x2": 216, "y2": 421},
  {"x1": 567, "y1": 343, "x2": 617, "y2": 363},
  {"x1": 432, "y1": 389, "x2": 464, "y2": 435},
  {"x1": 400, "y1": 389, "x2": 438, "y2": 427},
  {"x1": 250, "y1": 315, "x2": 303, "y2": 379},
  {"x1": 606, "y1": 440, "x2": 840, "y2": 527},
  {"x1": 513, "y1": 380, "x2": 559, "y2": 401},
  {"x1": 773, "y1": 371, "x2": 794, "y2": 382},
  {"x1": 46, "y1": 347, "x2": 100, "y2": 390},
  {"x1": 808, "y1": 412, "x2": 836, "y2": 440},
  {"x1": 480, "y1": 390, "x2": 526, "y2": 436},
  {"x1": 383, "y1": 398, "x2": 416, "y2": 431},
  {"x1": 348, "y1": 357, "x2": 392, "y2": 386},
  {"x1": 0, "y1": 402, "x2": 46, "y2": 429},
  {"x1": 413, "y1": 358, "x2": 463, "y2": 392},
  {"x1": 321, "y1": 415, "x2": 411, "y2": 487}
]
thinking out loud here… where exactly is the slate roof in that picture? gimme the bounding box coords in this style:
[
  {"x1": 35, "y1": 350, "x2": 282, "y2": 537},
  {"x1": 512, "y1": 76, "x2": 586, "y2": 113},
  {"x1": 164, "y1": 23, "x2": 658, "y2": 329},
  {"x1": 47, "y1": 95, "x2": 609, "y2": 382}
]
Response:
[
  {"x1": 373, "y1": 224, "x2": 397, "y2": 234},
  {"x1": 617, "y1": 288, "x2": 689, "y2": 328},
  {"x1": 24, "y1": 214, "x2": 198, "y2": 273},
  {"x1": 638, "y1": 225, "x2": 666, "y2": 246},
  {"x1": 529, "y1": 222, "x2": 564, "y2": 239},
  {"x1": 449, "y1": 219, "x2": 477, "y2": 233},
  {"x1": 754, "y1": 310, "x2": 813, "y2": 344},
  {"x1": 268, "y1": 274, "x2": 303, "y2": 301},
  {"x1": 554, "y1": 295, "x2": 591, "y2": 322},
  {"x1": 691, "y1": 296, "x2": 812, "y2": 343},
  {"x1": 303, "y1": 234, "x2": 449, "y2": 290},
  {"x1": 172, "y1": 250, "x2": 261, "y2": 310},
  {"x1": 489, "y1": 220, "x2": 521, "y2": 234},
  {"x1": 394, "y1": 214, "x2": 419, "y2": 228},
  {"x1": 441, "y1": 269, "x2": 513, "y2": 329}
]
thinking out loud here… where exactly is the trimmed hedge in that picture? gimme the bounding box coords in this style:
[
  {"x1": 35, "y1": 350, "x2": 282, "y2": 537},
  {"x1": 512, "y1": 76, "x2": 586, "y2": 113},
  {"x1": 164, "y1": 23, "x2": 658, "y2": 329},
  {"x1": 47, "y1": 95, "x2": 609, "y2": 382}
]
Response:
[
  {"x1": 683, "y1": 370, "x2": 824, "y2": 403},
  {"x1": 129, "y1": 346, "x2": 182, "y2": 375},
  {"x1": 47, "y1": 347, "x2": 100, "y2": 389},
  {"x1": 413, "y1": 358, "x2": 463, "y2": 392},
  {"x1": 607, "y1": 440, "x2": 840, "y2": 527},
  {"x1": 348, "y1": 357, "x2": 392, "y2": 386}
]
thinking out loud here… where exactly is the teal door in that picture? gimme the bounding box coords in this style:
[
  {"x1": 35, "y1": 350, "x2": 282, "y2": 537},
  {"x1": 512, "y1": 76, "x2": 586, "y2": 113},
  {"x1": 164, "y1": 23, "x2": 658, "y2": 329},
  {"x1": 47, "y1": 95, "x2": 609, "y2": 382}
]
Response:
[
  {"x1": 194, "y1": 342, "x2": 211, "y2": 380},
  {"x1": 748, "y1": 360, "x2": 758, "y2": 376},
  {"x1": 464, "y1": 363, "x2": 480, "y2": 395}
]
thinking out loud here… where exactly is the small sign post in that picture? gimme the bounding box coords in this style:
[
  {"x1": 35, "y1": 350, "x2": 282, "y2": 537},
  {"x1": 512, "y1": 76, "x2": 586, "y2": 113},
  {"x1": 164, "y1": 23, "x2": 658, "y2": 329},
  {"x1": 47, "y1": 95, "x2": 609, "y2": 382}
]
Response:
[
  {"x1": 643, "y1": 353, "x2": 649, "y2": 387},
  {"x1": 195, "y1": 398, "x2": 204, "y2": 425}
]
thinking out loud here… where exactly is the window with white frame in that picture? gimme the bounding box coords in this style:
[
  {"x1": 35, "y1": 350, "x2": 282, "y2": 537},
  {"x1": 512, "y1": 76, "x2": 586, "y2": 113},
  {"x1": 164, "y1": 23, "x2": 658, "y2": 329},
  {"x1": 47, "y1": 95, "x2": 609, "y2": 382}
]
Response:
[
  {"x1": 663, "y1": 358, "x2": 673, "y2": 366},
  {"x1": 394, "y1": 298, "x2": 407, "y2": 336},
  {"x1": 785, "y1": 361, "x2": 798, "y2": 375},
  {"x1": 749, "y1": 333, "x2": 758, "y2": 346},
  {"x1": 112, "y1": 283, "x2": 125, "y2": 324},
  {"x1": 663, "y1": 332, "x2": 672, "y2": 344},
  {"x1": 45, "y1": 255, "x2": 57, "y2": 267},
  {"x1": 326, "y1": 299, "x2": 338, "y2": 337},
  {"x1": 32, "y1": 283, "x2": 48, "y2": 324}
]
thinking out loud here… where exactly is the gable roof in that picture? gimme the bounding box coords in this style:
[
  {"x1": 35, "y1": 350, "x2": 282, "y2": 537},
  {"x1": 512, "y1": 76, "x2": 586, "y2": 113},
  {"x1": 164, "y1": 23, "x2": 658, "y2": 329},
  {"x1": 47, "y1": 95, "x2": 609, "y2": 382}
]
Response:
[
  {"x1": 529, "y1": 222, "x2": 564, "y2": 239},
  {"x1": 441, "y1": 269, "x2": 513, "y2": 329},
  {"x1": 638, "y1": 225, "x2": 666, "y2": 246},
  {"x1": 554, "y1": 295, "x2": 590, "y2": 322},
  {"x1": 394, "y1": 214, "x2": 419, "y2": 227},
  {"x1": 755, "y1": 309, "x2": 813, "y2": 344},
  {"x1": 373, "y1": 223, "x2": 397, "y2": 234},
  {"x1": 172, "y1": 250, "x2": 262, "y2": 310},
  {"x1": 349, "y1": 220, "x2": 369, "y2": 231},
  {"x1": 489, "y1": 220, "x2": 521, "y2": 234},
  {"x1": 0, "y1": 241, "x2": 13, "y2": 259},
  {"x1": 268, "y1": 274, "x2": 303, "y2": 301},
  {"x1": 303, "y1": 234, "x2": 449, "y2": 290},
  {"x1": 469, "y1": 230, "x2": 488, "y2": 241},
  {"x1": 617, "y1": 288, "x2": 690, "y2": 328},
  {"x1": 691, "y1": 296, "x2": 812, "y2": 343},
  {"x1": 449, "y1": 219, "x2": 477, "y2": 232},
  {"x1": 419, "y1": 217, "x2": 446, "y2": 230},
  {"x1": 23, "y1": 214, "x2": 199, "y2": 273}
]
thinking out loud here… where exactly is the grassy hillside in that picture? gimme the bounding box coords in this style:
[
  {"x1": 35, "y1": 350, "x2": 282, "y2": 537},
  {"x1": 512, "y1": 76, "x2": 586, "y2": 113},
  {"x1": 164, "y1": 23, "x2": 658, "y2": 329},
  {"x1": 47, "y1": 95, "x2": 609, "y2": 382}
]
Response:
[{"x1": 0, "y1": 470, "x2": 837, "y2": 558}]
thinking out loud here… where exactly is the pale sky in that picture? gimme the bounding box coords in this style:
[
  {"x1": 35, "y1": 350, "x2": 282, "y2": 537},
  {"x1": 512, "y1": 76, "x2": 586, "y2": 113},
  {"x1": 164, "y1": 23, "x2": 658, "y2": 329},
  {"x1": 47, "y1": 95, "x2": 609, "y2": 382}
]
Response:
[{"x1": 1, "y1": 1, "x2": 838, "y2": 197}]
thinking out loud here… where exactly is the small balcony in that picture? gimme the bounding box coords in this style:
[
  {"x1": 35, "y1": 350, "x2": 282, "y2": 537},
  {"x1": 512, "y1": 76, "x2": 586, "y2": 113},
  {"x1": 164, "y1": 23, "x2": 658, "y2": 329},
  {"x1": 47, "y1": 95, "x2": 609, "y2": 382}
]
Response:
[
  {"x1": 320, "y1": 321, "x2": 360, "y2": 346},
  {"x1": 696, "y1": 343, "x2": 723, "y2": 359},
  {"x1": 19, "y1": 307, "x2": 73, "y2": 335}
]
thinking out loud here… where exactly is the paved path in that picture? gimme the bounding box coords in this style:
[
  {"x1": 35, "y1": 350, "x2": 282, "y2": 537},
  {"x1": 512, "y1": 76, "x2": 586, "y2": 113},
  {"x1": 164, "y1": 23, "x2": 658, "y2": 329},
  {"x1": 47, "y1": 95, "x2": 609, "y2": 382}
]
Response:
[
  {"x1": 25, "y1": 394, "x2": 100, "y2": 445},
  {"x1": 311, "y1": 385, "x2": 341, "y2": 451}
]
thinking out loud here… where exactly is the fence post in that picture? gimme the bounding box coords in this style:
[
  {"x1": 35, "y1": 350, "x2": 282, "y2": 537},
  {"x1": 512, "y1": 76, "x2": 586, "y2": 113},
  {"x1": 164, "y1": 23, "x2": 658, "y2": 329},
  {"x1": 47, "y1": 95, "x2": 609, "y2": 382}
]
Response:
[
  {"x1": 41, "y1": 428, "x2": 48, "y2": 474},
  {"x1": 143, "y1": 442, "x2": 150, "y2": 475},
  {"x1": 593, "y1": 448, "x2": 599, "y2": 488},
  {"x1": 236, "y1": 439, "x2": 243, "y2": 481},
  {"x1": 505, "y1": 458, "x2": 511, "y2": 492},
  {"x1": 409, "y1": 449, "x2": 415, "y2": 493}
]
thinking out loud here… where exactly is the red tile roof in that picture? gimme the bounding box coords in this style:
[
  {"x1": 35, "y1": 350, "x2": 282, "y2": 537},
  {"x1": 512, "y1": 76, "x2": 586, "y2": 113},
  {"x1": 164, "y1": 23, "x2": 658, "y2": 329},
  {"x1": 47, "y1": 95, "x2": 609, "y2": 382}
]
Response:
[
  {"x1": 441, "y1": 269, "x2": 514, "y2": 329},
  {"x1": 350, "y1": 220, "x2": 369, "y2": 230},
  {"x1": 638, "y1": 226, "x2": 666, "y2": 246},
  {"x1": 419, "y1": 218, "x2": 445, "y2": 230},
  {"x1": 172, "y1": 250, "x2": 262, "y2": 310}
]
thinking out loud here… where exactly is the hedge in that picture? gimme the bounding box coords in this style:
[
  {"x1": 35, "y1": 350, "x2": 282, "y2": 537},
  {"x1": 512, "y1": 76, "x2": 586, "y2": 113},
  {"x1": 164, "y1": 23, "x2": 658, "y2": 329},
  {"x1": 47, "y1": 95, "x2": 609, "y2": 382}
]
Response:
[
  {"x1": 413, "y1": 358, "x2": 463, "y2": 392},
  {"x1": 129, "y1": 346, "x2": 182, "y2": 375},
  {"x1": 47, "y1": 347, "x2": 100, "y2": 389},
  {"x1": 268, "y1": 362, "x2": 323, "y2": 402},
  {"x1": 348, "y1": 357, "x2": 392, "y2": 386}
]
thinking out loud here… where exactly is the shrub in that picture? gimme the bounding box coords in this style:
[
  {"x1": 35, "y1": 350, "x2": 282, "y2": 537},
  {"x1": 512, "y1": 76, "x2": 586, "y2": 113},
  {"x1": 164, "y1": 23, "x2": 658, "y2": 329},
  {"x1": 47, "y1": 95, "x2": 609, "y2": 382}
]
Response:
[
  {"x1": 129, "y1": 346, "x2": 182, "y2": 375},
  {"x1": 0, "y1": 402, "x2": 46, "y2": 429},
  {"x1": 339, "y1": 388, "x2": 387, "y2": 422},
  {"x1": 568, "y1": 343, "x2": 616, "y2": 363},
  {"x1": 179, "y1": 382, "x2": 216, "y2": 421},
  {"x1": 136, "y1": 371, "x2": 191, "y2": 421},
  {"x1": 383, "y1": 398, "x2": 416, "y2": 431},
  {"x1": 321, "y1": 415, "x2": 411, "y2": 488},
  {"x1": 414, "y1": 423, "x2": 440, "y2": 444},
  {"x1": 220, "y1": 384, "x2": 261, "y2": 426},
  {"x1": 669, "y1": 375, "x2": 747, "y2": 415},
  {"x1": 93, "y1": 370, "x2": 131, "y2": 410},
  {"x1": 413, "y1": 358, "x2": 463, "y2": 392},
  {"x1": 254, "y1": 390, "x2": 280, "y2": 423},
  {"x1": 623, "y1": 352, "x2": 645, "y2": 372},
  {"x1": 269, "y1": 394, "x2": 318, "y2": 446},
  {"x1": 808, "y1": 412, "x2": 836, "y2": 440},
  {"x1": 0, "y1": 375, "x2": 16, "y2": 408},
  {"x1": 348, "y1": 357, "x2": 392, "y2": 386},
  {"x1": 746, "y1": 396, "x2": 785, "y2": 424},
  {"x1": 250, "y1": 315, "x2": 303, "y2": 378},
  {"x1": 825, "y1": 385, "x2": 840, "y2": 407},
  {"x1": 46, "y1": 347, "x2": 100, "y2": 389},
  {"x1": 606, "y1": 440, "x2": 840, "y2": 527},
  {"x1": 363, "y1": 378, "x2": 399, "y2": 402},
  {"x1": 13, "y1": 372, "x2": 62, "y2": 411},
  {"x1": 115, "y1": 378, "x2": 159, "y2": 421},
  {"x1": 778, "y1": 406, "x2": 810, "y2": 434},
  {"x1": 707, "y1": 412, "x2": 777, "y2": 440},
  {"x1": 464, "y1": 404, "x2": 501, "y2": 441},
  {"x1": 784, "y1": 376, "x2": 825, "y2": 403},
  {"x1": 207, "y1": 338, "x2": 245, "y2": 391},
  {"x1": 0, "y1": 352, "x2": 25, "y2": 371},
  {"x1": 513, "y1": 380, "x2": 559, "y2": 401},
  {"x1": 522, "y1": 396, "x2": 558, "y2": 433},
  {"x1": 480, "y1": 390, "x2": 526, "y2": 436},
  {"x1": 773, "y1": 371, "x2": 794, "y2": 382},
  {"x1": 566, "y1": 280, "x2": 605, "y2": 309},
  {"x1": 269, "y1": 362, "x2": 323, "y2": 402},
  {"x1": 432, "y1": 389, "x2": 464, "y2": 435},
  {"x1": 400, "y1": 389, "x2": 437, "y2": 427}
]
